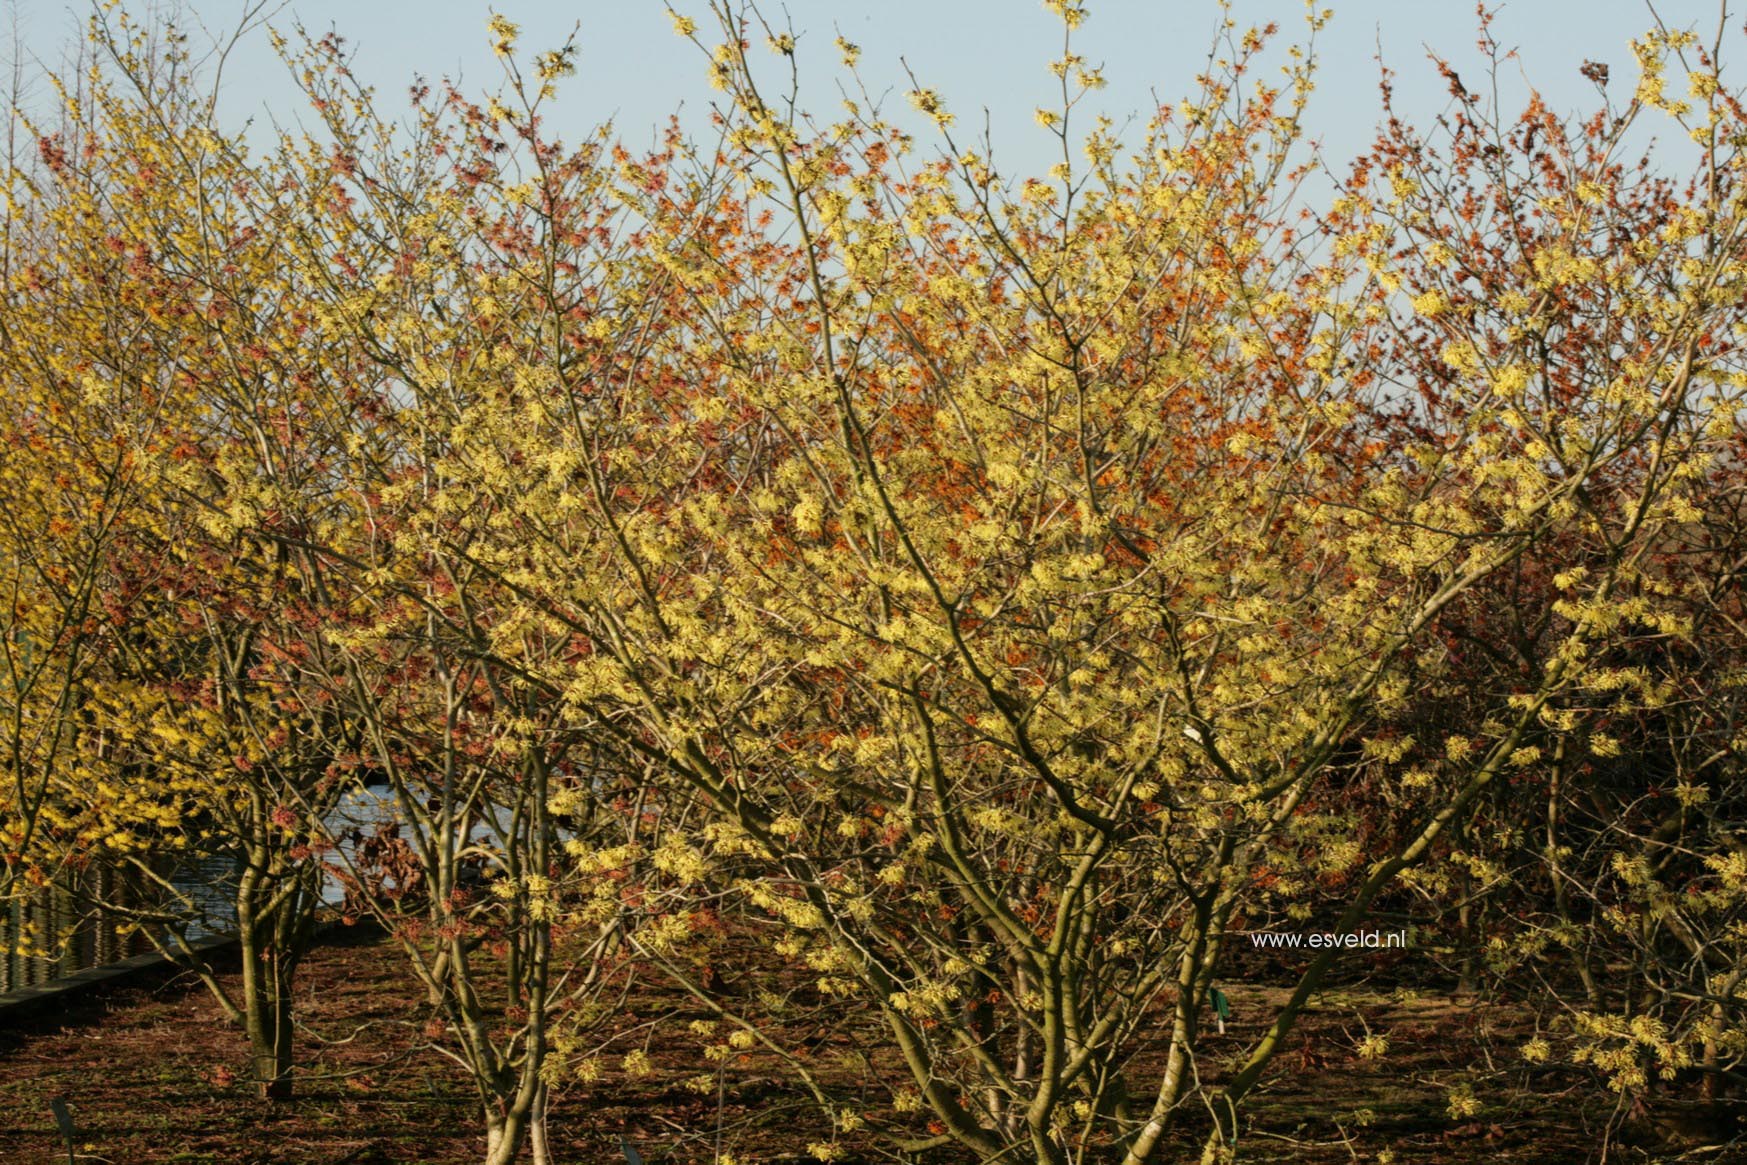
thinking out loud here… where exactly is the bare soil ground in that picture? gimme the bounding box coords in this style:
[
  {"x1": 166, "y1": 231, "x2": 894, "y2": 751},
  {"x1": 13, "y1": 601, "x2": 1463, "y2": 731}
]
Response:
[{"x1": 1, "y1": 927, "x2": 1740, "y2": 1164}]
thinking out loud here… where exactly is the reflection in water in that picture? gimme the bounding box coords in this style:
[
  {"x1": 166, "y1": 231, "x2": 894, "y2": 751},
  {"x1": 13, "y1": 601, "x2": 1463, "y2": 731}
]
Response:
[{"x1": 166, "y1": 786, "x2": 402, "y2": 938}]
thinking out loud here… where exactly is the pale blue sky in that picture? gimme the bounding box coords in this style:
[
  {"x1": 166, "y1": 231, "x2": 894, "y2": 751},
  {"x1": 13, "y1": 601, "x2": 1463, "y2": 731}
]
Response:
[{"x1": 5, "y1": 1, "x2": 1727, "y2": 183}]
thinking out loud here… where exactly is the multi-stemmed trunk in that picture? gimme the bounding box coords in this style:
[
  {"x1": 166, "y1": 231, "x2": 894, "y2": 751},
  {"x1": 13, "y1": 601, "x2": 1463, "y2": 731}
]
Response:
[{"x1": 234, "y1": 827, "x2": 321, "y2": 1101}]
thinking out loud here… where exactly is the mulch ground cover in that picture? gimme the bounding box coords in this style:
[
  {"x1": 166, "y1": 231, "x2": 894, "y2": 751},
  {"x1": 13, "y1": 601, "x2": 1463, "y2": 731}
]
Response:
[{"x1": 1, "y1": 925, "x2": 1740, "y2": 1164}]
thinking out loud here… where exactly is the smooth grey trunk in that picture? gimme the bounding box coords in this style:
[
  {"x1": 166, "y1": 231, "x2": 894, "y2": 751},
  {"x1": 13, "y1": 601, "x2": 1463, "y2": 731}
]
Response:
[
  {"x1": 529, "y1": 1085, "x2": 552, "y2": 1165},
  {"x1": 236, "y1": 839, "x2": 309, "y2": 1101}
]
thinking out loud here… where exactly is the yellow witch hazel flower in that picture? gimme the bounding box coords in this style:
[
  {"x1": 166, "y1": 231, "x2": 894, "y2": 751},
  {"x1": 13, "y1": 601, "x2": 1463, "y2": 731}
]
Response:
[
  {"x1": 907, "y1": 88, "x2": 954, "y2": 128},
  {"x1": 1412, "y1": 289, "x2": 1450, "y2": 317},
  {"x1": 1492, "y1": 365, "x2": 1529, "y2": 397},
  {"x1": 1044, "y1": 0, "x2": 1088, "y2": 29},
  {"x1": 488, "y1": 14, "x2": 520, "y2": 57}
]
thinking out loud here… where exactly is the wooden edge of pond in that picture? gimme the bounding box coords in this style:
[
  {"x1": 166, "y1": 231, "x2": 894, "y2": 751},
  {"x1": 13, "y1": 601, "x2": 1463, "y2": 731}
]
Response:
[{"x1": 0, "y1": 933, "x2": 240, "y2": 1020}]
